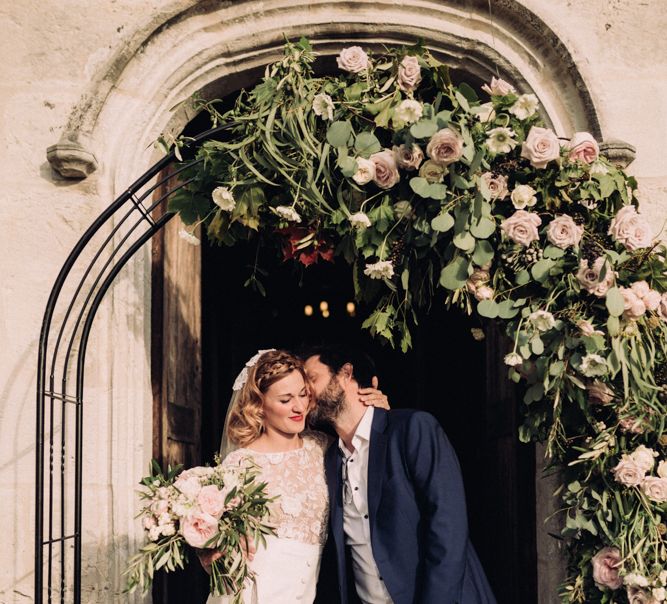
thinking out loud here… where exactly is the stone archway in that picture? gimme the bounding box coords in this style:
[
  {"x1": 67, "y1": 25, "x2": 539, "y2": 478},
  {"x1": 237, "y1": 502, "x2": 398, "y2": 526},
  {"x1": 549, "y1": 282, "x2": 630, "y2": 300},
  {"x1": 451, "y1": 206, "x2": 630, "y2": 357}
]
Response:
[{"x1": 39, "y1": 2, "x2": 624, "y2": 601}]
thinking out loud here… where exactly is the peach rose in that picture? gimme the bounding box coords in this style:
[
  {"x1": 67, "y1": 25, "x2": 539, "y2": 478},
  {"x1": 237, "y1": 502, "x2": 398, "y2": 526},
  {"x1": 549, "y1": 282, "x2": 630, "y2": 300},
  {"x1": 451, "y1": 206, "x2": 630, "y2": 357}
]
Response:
[
  {"x1": 608, "y1": 206, "x2": 653, "y2": 251},
  {"x1": 521, "y1": 126, "x2": 561, "y2": 169},
  {"x1": 393, "y1": 144, "x2": 424, "y2": 171},
  {"x1": 567, "y1": 132, "x2": 600, "y2": 164},
  {"x1": 591, "y1": 547, "x2": 622, "y2": 590},
  {"x1": 641, "y1": 477, "x2": 667, "y2": 503},
  {"x1": 426, "y1": 128, "x2": 464, "y2": 167},
  {"x1": 500, "y1": 210, "x2": 542, "y2": 246},
  {"x1": 197, "y1": 485, "x2": 227, "y2": 519},
  {"x1": 181, "y1": 511, "x2": 219, "y2": 548},
  {"x1": 576, "y1": 257, "x2": 615, "y2": 297},
  {"x1": 370, "y1": 150, "x2": 400, "y2": 189},
  {"x1": 612, "y1": 455, "x2": 646, "y2": 487},
  {"x1": 397, "y1": 55, "x2": 422, "y2": 92},
  {"x1": 336, "y1": 46, "x2": 369, "y2": 73},
  {"x1": 546, "y1": 215, "x2": 584, "y2": 249}
]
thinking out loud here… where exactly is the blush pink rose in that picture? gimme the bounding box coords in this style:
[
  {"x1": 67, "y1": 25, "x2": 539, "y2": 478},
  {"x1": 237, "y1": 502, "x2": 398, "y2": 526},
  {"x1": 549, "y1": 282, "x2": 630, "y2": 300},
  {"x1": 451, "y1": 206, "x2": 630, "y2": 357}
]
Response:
[
  {"x1": 426, "y1": 128, "x2": 464, "y2": 167},
  {"x1": 481, "y1": 77, "x2": 515, "y2": 96},
  {"x1": 620, "y1": 287, "x2": 647, "y2": 320},
  {"x1": 370, "y1": 149, "x2": 400, "y2": 189},
  {"x1": 546, "y1": 215, "x2": 584, "y2": 249},
  {"x1": 500, "y1": 210, "x2": 542, "y2": 246},
  {"x1": 180, "y1": 511, "x2": 219, "y2": 548},
  {"x1": 658, "y1": 293, "x2": 667, "y2": 322},
  {"x1": 336, "y1": 46, "x2": 369, "y2": 73},
  {"x1": 521, "y1": 126, "x2": 561, "y2": 169},
  {"x1": 591, "y1": 547, "x2": 622, "y2": 590},
  {"x1": 397, "y1": 55, "x2": 422, "y2": 92},
  {"x1": 566, "y1": 132, "x2": 599, "y2": 164},
  {"x1": 481, "y1": 172, "x2": 509, "y2": 200},
  {"x1": 393, "y1": 144, "x2": 424, "y2": 171},
  {"x1": 612, "y1": 455, "x2": 646, "y2": 487},
  {"x1": 642, "y1": 290, "x2": 661, "y2": 311},
  {"x1": 608, "y1": 206, "x2": 653, "y2": 251},
  {"x1": 474, "y1": 285, "x2": 495, "y2": 301},
  {"x1": 197, "y1": 484, "x2": 227, "y2": 519},
  {"x1": 576, "y1": 257, "x2": 615, "y2": 297},
  {"x1": 619, "y1": 416, "x2": 645, "y2": 434},
  {"x1": 641, "y1": 476, "x2": 667, "y2": 503}
]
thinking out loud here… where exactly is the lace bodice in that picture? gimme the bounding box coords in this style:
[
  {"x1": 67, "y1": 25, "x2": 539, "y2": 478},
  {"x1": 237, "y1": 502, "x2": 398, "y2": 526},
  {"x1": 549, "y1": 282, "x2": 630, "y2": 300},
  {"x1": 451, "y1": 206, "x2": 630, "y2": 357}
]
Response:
[{"x1": 222, "y1": 431, "x2": 332, "y2": 546}]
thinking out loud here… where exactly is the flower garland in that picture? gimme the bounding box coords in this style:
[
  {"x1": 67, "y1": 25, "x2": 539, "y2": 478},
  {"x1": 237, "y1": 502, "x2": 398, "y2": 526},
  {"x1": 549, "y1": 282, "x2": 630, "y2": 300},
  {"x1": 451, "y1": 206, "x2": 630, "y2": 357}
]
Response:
[{"x1": 166, "y1": 38, "x2": 667, "y2": 602}]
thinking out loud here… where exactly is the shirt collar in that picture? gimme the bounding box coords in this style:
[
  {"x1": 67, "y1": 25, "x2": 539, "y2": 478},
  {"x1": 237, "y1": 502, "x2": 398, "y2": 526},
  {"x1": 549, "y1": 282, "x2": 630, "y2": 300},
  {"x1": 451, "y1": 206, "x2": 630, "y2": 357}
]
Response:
[{"x1": 339, "y1": 406, "x2": 375, "y2": 456}]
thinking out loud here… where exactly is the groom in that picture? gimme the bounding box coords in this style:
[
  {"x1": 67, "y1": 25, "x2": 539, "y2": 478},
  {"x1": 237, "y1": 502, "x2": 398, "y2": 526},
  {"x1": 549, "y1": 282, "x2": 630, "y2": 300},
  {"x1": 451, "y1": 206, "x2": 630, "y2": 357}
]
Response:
[{"x1": 303, "y1": 346, "x2": 496, "y2": 604}]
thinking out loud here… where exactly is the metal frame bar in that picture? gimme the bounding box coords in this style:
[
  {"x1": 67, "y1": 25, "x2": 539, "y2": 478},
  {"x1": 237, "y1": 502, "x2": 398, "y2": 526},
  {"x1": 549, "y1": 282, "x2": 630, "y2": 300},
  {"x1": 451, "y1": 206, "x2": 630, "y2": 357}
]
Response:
[{"x1": 34, "y1": 124, "x2": 235, "y2": 602}]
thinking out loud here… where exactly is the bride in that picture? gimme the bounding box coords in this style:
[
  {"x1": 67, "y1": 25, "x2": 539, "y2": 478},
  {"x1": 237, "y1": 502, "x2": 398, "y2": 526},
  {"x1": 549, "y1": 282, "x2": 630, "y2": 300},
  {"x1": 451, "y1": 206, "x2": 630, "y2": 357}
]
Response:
[{"x1": 201, "y1": 349, "x2": 386, "y2": 603}]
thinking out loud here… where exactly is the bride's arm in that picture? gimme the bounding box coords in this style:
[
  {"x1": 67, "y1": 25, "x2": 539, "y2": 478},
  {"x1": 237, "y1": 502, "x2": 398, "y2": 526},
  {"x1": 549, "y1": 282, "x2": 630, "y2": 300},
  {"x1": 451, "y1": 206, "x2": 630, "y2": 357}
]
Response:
[{"x1": 358, "y1": 375, "x2": 390, "y2": 409}]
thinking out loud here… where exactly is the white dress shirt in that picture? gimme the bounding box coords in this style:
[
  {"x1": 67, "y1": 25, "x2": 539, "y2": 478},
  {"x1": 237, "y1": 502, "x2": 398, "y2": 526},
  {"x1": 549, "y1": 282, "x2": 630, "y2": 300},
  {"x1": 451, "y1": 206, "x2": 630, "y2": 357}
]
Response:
[{"x1": 339, "y1": 407, "x2": 394, "y2": 604}]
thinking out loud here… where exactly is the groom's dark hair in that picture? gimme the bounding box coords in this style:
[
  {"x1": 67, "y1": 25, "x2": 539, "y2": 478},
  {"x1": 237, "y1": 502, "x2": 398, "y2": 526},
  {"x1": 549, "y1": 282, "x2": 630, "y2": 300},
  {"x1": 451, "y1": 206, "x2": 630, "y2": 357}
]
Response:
[{"x1": 298, "y1": 344, "x2": 376, "y2": 388}]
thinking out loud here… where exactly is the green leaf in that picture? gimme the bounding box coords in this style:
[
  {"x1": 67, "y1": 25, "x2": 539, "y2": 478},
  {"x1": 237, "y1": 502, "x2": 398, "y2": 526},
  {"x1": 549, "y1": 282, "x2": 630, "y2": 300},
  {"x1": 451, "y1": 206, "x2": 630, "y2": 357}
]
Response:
[
  {"x1": 531, "y1": 259, "x2": 556, "y2": 283},
  {"x1": 497, "y1": 299, "x2": 520, "y2": 319},
  {"x1": 409, "y1": 120, "x2": 438, "y2": 139},
  {"x1": 515, "y1": 270, "x2": 530, "y2": 285},
  {"x1": 440, "y1": 256, "x2": 469, "y2": 290},
  {"x1": 326, "y1": 121, "x2": 353, "y2": 147},
  {"x1": 409, "y1": 177, "x2": 431, "y2": 198},
  {"x1": 453, "y1": 231, "x2": 475, "y2": 251},
  {"x1": 428, "y1": 183, "x2": 447, "y2": 200},
  {"x1": 543, "y1": 245, "x2": 566, "y2": 259},
  {"x1": 472, "y1": 240, "x2": 494, "y2": 266},
  {"x1": 605, "y1": 287, "x2": 626, "y2": 317},
  {"x1": 470, "y1": 216, "x2": 495, "y2": 239},
  {"x1": 455, "y1": 90, "x2": 471, "y2": 112},
  {"x1": 338, "y1": 155, "x2": 357, "y2": 177},
  {"x1": 607, "y1": 316, "x2": 620, "y2": 336},
  {"x1": 477, "y1": 299, "x2": 499, "y2": 318},
  {"x1": 431, "y1": 212, "x2": 455, "y2": 232},
  {"x1": 354, "y1": 131, "x2": 382, "y2": 156},
  {"x1": 531, "y1": 335, "x2": 544, "y2": 355}
]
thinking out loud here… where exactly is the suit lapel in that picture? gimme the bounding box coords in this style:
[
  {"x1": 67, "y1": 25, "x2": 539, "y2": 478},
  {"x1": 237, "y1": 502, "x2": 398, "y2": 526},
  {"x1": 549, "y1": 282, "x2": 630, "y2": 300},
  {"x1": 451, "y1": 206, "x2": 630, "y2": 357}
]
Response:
[
  {"x1": 367, "y1": 408, "x2": 389, "y2": 527},
  {"x1": 325, "y1": 441, "x2": 343, "y2": 533}
]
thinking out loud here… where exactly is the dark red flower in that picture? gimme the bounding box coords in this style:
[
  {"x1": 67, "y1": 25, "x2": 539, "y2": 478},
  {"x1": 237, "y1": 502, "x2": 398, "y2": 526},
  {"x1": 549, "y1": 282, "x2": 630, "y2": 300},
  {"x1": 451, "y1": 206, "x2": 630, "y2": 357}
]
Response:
[{"x1": 278, "y1": 226, "x2": 335, "y2": 267}]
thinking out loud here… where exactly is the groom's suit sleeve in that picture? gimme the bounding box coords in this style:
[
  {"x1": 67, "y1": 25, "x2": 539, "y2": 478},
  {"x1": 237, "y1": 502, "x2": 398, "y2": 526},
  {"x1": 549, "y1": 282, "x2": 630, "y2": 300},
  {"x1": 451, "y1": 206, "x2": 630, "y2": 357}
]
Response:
[{"x1": 404, "y1": 412, "x2": 468, "y2": 603}]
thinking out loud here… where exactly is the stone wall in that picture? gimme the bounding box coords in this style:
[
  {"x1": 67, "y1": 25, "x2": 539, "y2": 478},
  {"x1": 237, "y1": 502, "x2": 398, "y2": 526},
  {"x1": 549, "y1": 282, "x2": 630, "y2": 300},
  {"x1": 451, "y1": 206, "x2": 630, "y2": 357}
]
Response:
[{"x1": 1, "y1": 1, "x2": 665, "y2": 602}]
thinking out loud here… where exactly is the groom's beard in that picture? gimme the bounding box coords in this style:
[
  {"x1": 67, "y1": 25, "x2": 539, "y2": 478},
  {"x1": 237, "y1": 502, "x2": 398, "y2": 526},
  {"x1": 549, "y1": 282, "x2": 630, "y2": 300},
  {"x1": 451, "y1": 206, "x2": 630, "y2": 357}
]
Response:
[{"x1": 310, "y1": 376, "x2": 346, "y2": 425}]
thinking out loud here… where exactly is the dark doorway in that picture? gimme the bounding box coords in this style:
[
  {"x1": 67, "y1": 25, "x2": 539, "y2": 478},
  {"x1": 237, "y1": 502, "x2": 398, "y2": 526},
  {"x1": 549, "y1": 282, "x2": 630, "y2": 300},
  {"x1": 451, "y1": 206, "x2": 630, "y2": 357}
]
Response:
[{"x1": 198, "y1": 242, "x2": 537, "y2": 603}]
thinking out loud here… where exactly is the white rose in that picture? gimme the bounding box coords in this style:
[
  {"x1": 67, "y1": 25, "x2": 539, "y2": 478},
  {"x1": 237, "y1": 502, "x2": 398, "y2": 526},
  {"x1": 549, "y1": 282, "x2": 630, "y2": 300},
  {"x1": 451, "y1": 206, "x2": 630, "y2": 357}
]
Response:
[
  {"x1": 510, "y1": 185, "x2": 537, "y2": 210},
  {"x1": 174, "y1": 475, "x2": 202, "y2": 500},
  {"x1": 504, "y1": 352, "x2": 523, "y2": 367},
  {"x1": 336, "y1": 46, "x2": 369, "y2": 73},
  {"x1": 509, "y1": 94, "x2": 539, "y2": 119},
  {"x1": 521, "y1": 126, "x2": 561, "y2": 169},
  {"x1": 352, "y1": 157, "x2": 376, "y2": 185},
  {"x1": 275, "y1": 205, "x2": 302, "y2": 223},
  {"x1": 481, "y1": 77, "x2": 515, "y2": 96},
  {"x1": 212, "y1": 186, "x2": 236, "y2": 211},
  {"x1": 630, "y1": 445, "x2": 658, "y2": 473},
  {"x1": 486, "y1": 127, "x2": 517, "y2": 154},
  {"x1": 312, "y1": 93, "x2": 334, "y2": 121},
  {"x1": 364, "y1": 260, "x2": 394, "y2": 280},
  {"x1": 529, "y1": 310, "x2": 556, "y2": 332},
  {"x1": 579, "y1": 353, "x2": 607, "y2": 377},
  {"x1": 349, "y1": 212, "x2": 371, "y2": 229}
]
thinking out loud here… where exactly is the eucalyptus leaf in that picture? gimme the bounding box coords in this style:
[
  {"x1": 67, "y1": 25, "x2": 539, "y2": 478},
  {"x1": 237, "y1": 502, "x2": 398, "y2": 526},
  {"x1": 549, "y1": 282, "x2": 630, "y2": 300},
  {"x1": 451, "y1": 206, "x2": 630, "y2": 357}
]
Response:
[
  {"x1": 477, "y1": 299, "x2": 499, "y2": 318},
  {"x1": 472, "y1": 240, "x2": 494, "y2": 266},
  {"x1": 440, "y1": 256, "x2": 470, "y2": 290},
  {"x1": 409, "y1": 120, "x2": 439, "y2": 139},
  {"x1": 470, "y1": 216, "x2": 495, "y2": 239},
  {"x1": 605, "y1": 287, "x2": 625, "y2": 317},
  {"x1": 453, "y1": 231, "x2": 476, "y2": 251},
  {"x1": 431, "y1": 212, "x2": 455, "y2": 232},
  {"x1": 354, "y1": 131, "x2": 382, "y2": 156},
  {"x1": 531, "y1": 259, "x2": 556, "y2": 283},
  {"x1": 326, "y1": 121, "x2": 353, "y2": 147}
]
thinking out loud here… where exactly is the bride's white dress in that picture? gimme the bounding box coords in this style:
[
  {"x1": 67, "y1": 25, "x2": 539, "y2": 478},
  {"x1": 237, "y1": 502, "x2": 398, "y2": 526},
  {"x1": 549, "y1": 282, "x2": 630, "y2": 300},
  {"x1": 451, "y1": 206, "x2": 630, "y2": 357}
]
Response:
[{"x1": 207, "y1": 431, "x2": 331, "y2": 604}]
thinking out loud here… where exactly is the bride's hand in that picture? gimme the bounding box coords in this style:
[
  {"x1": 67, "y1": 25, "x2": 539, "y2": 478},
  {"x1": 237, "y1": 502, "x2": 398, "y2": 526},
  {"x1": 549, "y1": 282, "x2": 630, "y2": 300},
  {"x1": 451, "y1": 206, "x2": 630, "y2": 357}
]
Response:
[
  {"x1": 196, "y1": 548, "x2": 223, "y2": 575},
  {"x1": 358, "y1": 376, "x2": 390, "y2": 410}
]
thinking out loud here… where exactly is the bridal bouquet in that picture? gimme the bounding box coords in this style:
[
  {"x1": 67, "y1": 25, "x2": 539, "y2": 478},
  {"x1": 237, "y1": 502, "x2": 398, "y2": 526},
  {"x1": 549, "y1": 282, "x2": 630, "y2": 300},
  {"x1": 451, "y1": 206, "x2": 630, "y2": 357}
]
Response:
[{"x1": 125, "y1": 459, "x2": 275, "y2": 600}]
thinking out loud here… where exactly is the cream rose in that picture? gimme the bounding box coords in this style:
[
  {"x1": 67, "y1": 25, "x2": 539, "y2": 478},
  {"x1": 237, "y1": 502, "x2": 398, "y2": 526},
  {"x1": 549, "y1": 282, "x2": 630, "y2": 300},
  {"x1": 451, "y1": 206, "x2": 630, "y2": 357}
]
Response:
[
  {"x1": 510, "y1": 184, "x2": 537, "y2": 210},
  {"x1": 397, "y1": 55, "x2": 422, "y2": 92},
  {"x1": 612, "y1": 455, "x2": 646, "y2": 487},
  {"x1": 642, "y1": 290, "x2": 662, "y2": 312},
  {"x1": 608, "y1": 205, "x2": 654, "y2": 251},
  {"x1": 500, "y1": 210, "x2": 542, "y2": 246},
  {"x1": 336, "y1": 46, "x2": 369, "y2": 73},
  {"x1": 482, "y1": 77, "x2": 515, "y2": 96},
  {"x1": 174, "y1": 475, "x2": 202, "y2": 499},
  {"x1": 370, "y1": 149, "x2": 400, "y2": 189},
  {"x1": 641, "y1": 477, "x2": 667, "y2": 503},
  {"x1": 567, "y1": 132, "x2": 599, "y2": 164},
  {"x1": 481, "y1": 172, "x2": 509, "y2": 200},
  {"x1": 426, "y1": 128, "x2": 464, "y2": 167},
  {"x1": 546, "y1": 215, "x2": 584, "y2": 249},
  {"x1": 419, "y1": 159, "x2": 446, "y2": 183},
  {"x1": 393, "y1": 143, "x2": 424, "y2": 171},
  {"x1": 180, "y1": 511, "x2": 219, "y2": 548},
  {"x1": 352, "y1": 157, "x2": 376, "y2": 185},
  {"x1": 521, "y1": 126, "x2": 561, "y2": 169},
  {"x1": 576, "y1": 257, "x2": 615, "y2": 297},
  {"x1": 591, "y1": 547, "x2": 622, "y2": 590}
]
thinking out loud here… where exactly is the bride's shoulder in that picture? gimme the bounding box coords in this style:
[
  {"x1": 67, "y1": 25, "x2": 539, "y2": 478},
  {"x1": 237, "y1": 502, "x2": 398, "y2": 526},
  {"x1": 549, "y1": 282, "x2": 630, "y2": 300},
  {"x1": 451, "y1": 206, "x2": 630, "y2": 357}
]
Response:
[
  {"x1": 220, "y1": 448, "x2": 254, "y2": 467},
  {"x1": 303, "y1": 429, "x2": 335, "y2": 451}
]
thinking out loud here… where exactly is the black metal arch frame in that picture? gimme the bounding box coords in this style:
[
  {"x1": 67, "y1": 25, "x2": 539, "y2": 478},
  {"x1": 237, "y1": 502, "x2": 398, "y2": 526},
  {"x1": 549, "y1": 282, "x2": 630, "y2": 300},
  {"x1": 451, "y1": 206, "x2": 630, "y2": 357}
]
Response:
[{"x1": 34, "y1": 125, "x2": 234, "y2": 603}]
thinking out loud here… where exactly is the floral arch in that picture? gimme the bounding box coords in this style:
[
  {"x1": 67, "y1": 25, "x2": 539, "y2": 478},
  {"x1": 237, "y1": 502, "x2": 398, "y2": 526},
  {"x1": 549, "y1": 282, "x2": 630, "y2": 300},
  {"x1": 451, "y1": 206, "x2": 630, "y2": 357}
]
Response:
[{"x1": 163, "y1": 39, "x2": 667, "y2": 603}]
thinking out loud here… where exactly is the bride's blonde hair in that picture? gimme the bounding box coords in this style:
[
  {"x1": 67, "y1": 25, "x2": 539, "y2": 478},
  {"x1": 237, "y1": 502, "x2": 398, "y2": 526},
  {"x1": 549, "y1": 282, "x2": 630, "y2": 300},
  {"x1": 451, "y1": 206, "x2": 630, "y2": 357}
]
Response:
[{"x1": 226, "y1": 350, "x2": 309, "y2": 447}]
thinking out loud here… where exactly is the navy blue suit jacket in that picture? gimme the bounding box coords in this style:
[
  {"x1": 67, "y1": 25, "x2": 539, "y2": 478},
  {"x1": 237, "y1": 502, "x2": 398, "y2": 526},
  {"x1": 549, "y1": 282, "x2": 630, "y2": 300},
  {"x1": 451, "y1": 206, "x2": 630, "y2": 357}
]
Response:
[{"x1": 324, "y1": 408, "x2": 496, "y2": 604}]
